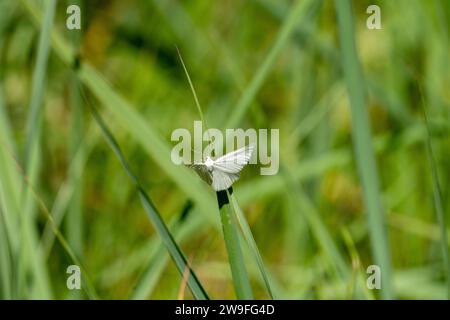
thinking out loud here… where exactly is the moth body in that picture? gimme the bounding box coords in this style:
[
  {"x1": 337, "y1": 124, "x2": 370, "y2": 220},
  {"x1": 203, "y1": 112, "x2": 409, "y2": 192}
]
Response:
[
  {"x1": 204, "y1": 156, "x2": 214, "y2": 171},
  {"x1": 187, "y1": 144, "x2": 254, "y2": 191}
]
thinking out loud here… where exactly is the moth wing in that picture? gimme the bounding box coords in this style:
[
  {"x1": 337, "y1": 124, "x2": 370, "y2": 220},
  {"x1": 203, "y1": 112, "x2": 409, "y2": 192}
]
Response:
[
  {"x1": 211, "y1": 169, "x2": 240, "y2": 191},
  {"x1": 188, "y1": 163, "x2": 212, "y2": 185},
  {"x1": 212, "y1": 144, "x2": 254, "y2": 174}
]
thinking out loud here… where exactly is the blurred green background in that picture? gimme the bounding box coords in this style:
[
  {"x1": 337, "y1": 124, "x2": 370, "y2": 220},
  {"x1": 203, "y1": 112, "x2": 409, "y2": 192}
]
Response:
[{"x1": 0, "y1": 0, "x2": 449, "y2": 299}]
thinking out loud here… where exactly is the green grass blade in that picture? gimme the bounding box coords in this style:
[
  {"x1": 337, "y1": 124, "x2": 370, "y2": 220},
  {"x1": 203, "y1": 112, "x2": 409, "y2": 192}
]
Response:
[
  {"x1": 422, "y1": 99, "x2": 450, "y2": 298},
  {"x1": 237, "y1": 121, "x2": 440, "y2": 206},
  {"x1": 21, "y1": 0, "x2": 219, "y2": 230},
  {"x1": 289, "y1": 83, "x2": 344, "y2": 146},
  {"x1": 0, "y1": 131, "x2": 98, "y2": 299},
  {"x1": 23, "y1": 0, "x2": 55, "y2": 167},
  {"x1": 281, "y1": 166, "x2": 349, "y2": 280},
  {"x1": 27, "y1": 187, "x2": 98, "y2": 300},
  {"x1": 131, "y1": 204, "x2": 204, "y2": 299},
  {"x1": 0, "y1": 89, "x2": 16, "y2": 155},
  {"x1": 0, "y1": 207, "x2": 12, "y2": 299},
  {"x1": 21, "y1": 140, "x2": 53, "y2": 298},
  {"x1": 0, "y1": 85, "x2": 21, "y2": 255},
  {"x1": 66, "y1": 0, "x2": 84, "y2": 259},
  {"x1": 341, "y1": 228, "x2": 375, "y2": 300},
  {"x1": 0, "y1": 107, "x2": 21, "y2": 299},
  {"x1": 217, "y1": 190, "x2": 253, "y2": 299},
  {"x1": 41, "y1": 126, "x2": 94, "y2": 257},
  {"x1": 65, "y1": 87, "x2": 84, "y2": 287},
  {"x1": 177, "y1": 52, "x2": 253, "y2": 299},
  {"x1": 100, "y1": 206, "x2": 205, "y2": 295},
  {"x1": 224, "y1": 0, "x2": 313, "y2": 128},
  {"x1": 237, "y1": 148, "x2": 350, "y2": 204},
  {"x1": 87, "y1": 99, "x2": 209, "y2": 300},
  {"x1": 0, "y1": 87, "x2": 13, "y2": 298},
  {"x1": 78, "y1": 64, "x2": 219, "y2": 226},
  {"x1": 177, "y1": 48, "x2": 207, "y2": 127},
  {"x1": 131, "y1": 240, "x2": 169, "y2": 300},
  {"x1": 229, "y1": 194, "x2": 274, "y2": 299},
  {"x1": 20, "y1": 0, "x2": 56, "y2": 299},
  {"x1": 335, "y1": 0, "x2": 393, "y2": 299},
  {"x1": 137, "y1": 190, "x2": 209, "y2": 300}
]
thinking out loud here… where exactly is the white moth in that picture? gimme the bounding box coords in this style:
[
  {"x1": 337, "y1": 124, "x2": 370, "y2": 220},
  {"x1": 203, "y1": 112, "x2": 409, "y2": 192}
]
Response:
[{"x1": 188, "y1": 144, "x2": 254, "y2": 191}]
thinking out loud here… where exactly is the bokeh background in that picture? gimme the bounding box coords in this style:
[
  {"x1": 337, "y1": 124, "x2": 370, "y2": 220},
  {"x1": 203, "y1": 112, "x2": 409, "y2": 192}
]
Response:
[{"x1": 0, "y1": 0, "x2": 449, "y2": 299}]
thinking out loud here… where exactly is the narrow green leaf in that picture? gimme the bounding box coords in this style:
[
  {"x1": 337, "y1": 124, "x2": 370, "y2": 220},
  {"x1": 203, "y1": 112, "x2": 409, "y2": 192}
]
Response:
[
  {"x1": 0, "y1": 50, "x2": 16, "y2": 307},
  {"x1": 224, "y1": 0, "x2": 314, "y2": 129},
  {"x1": 20, "y1": 173, "x2": 99, "y2": 300},
  {"x1": 41, "y1": 125, "x2": 95, "y2": 257},
  {"x1": 66, "y1": 0, "x2": 84, "y2": 260},
  {"x1": 23, "y1": 0, "x2": 55, "y2": 167},
  {"x1": 88, "y1": 100, "x2": 209, "y2": 300},
  {"x1": 229, "y1": 194, "x2": 274, "y2": 299},
  {"x1": 335, "y1": 0, "x2": 393, "y2": 299},
  {"x1": 421, "y1": 95, "x2": 450, "y2": 298},
  {"x1": 20, "y1": 0, "x2": 220, "y2": 230},
  {"x1": 340, "y1": 228, "x2": 375, "y2": 300},
  {"x1": 177, "y1": 51, "x2": 252, "y2": 299},
  {"x1": 78, "y1": 64, "x2": 219, "y2": 226},
  {"x1": 137, "y1": 189, "x2": 209, "y2": 300},
  {"x1": 217, "y1": 190, "x2": 253, "y2": 299},
  {"x1": 0, "y1": 89, "x2": 22, "y2": 299},
  {"x1": 281, "y1": 166, "x2": 349, "y2": 280},
  {"x1": 131, "y1": 204, "x2": 204, "y2": 299},
  {"x1": 20, "y1": 0, "x2": 57, "y2": 299},
  {"x1": 176, "y1": 47, "x2": 207, "y2": 127},
  {"x1": 0, "y1": 196, "x2": 12, "y2": 299},
  {"x1": 0, "y1": 128, "x2": 98, "y2": 299},
  {"x1": 131, "y1": 240, "x2": 169, "y2": 300},
  {"x1": 0, "y1": 85, "x2": 20, "y2": 255}
]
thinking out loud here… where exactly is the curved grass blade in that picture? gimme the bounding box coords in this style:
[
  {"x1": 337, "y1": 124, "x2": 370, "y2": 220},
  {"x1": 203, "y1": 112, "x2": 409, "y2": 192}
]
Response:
[
  {"x1": 25, "y1": 181, "x2": 99, "y2": 300},
  {"x1": 0, "y1": 208, "x2": 12, "y2": 299},
  {"x1": 176, "y1": 47, "x2": 207, "y2": 126},
  {"x1": 131, "y1": 240, "x2": 170, "y2": 300},
  {"x1": 23, "y1": 0, "x2": 55, "y2": 167},
  {"x1": 237, "y1": 120, "x2": 443, "y2": 206},
  {"x1": 0, "y1": 134, "x2": 98, "y2": 300},
  {"x1": 86, "y1": 94, "x2": 209, "y2": 300},
  {"x1": 131, "y1": 203, "x2": 204, "y2": 299},
  {"x1": 137, "y1": 189, "x2": 209, "y2": 300},
  {"x1": 0, "y1": 88, "x2": 14, "y2": 297},
  {"x1": 66, "y1": 0, "x2": 84, "y2": 260},
  {"x1": 0, "y1": 93, "x2": 21, "y2": 299},
  {"x1": 224, "y1": 0, "x2": 314, "y2": 129},
  {"x1": 217, "y1": 190, "x2": 253, "y2": 299},
  {"x1": 229, "y1": 194, "x2": 274, "y2": 299},
  {"x1": 335, "y1": 0, "x2": 393, "y2": 299},
  {"x1": 421, "y1": 91, "x2": 450, "y2": 299},
  {"x1": 0, "y1": 86, "x2": 20, "y2": 252},
  {"x1": 177, "y1": 51, "x2": 252, "y2": 299},
  {"x1": 21, "y1": 0, "x2": 219, "y2": 230},
  {"x1": 281, "y1": 165, "x2": 349, "y2": 280},
  {"x1": 41, "y1": 125, "x2": 96, "y2": 257},
  {"x1": 21, "y1": 0, "x2": 58, "y2": 298},
  {"x1": 341, "y1": 228, "x2": 375, "y2": 300}
]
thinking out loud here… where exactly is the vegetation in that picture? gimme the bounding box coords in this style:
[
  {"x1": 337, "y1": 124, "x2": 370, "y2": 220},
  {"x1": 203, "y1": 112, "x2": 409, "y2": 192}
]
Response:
[{"x1": 0, "y1": 0, "x2": 449, "y2": 299}]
